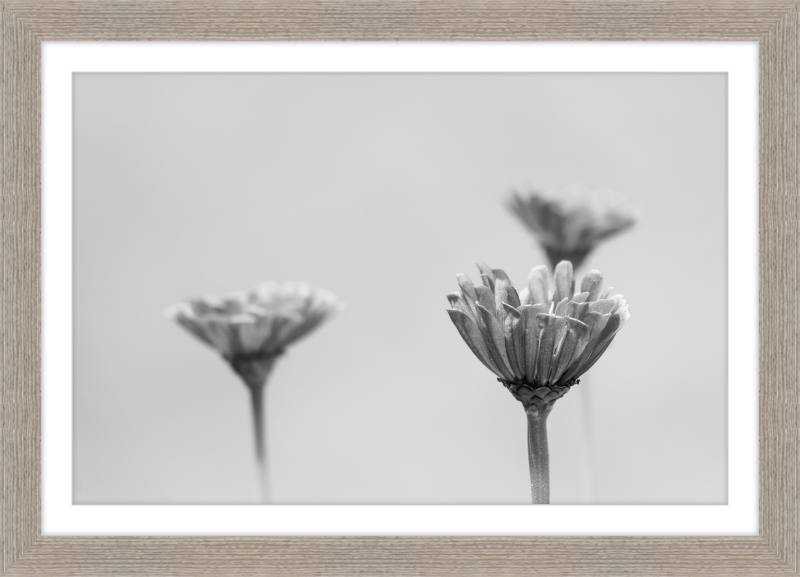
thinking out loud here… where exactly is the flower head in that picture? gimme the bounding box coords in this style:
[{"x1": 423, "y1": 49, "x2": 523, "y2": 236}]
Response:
[
  {"x1": 166, "y1": 281, "x2": 343, "y2": 387},
  {"x1": 446, "y1": 261, "x2": 629, "y2": 415},
  {"x1": 509, "y1": 184, "x2": 641, "y2": 270}
]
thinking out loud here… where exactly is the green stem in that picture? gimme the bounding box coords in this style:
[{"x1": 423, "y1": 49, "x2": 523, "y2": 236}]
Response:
[{"x1": 526, "y1": 406, "x2": 551, "y2": 504}]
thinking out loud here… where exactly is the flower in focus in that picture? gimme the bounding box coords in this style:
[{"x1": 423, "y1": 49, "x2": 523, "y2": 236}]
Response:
[
  {"x1": 446, "y1": 261, "x2": 629, "y2": 415},
  {"x1": 166, "y1": 281, "x2": 343, "y2": 388},
  {"x1": 508, "y1": 184, "x2": 641, "y2": 270}
]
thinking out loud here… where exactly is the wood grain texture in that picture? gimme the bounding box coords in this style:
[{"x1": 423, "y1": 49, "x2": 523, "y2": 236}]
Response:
[
  {"x1": 1, "y1": 3, "x2": 41, "y2": 576},
  {"x1": 3, "y1": 537, "x2": 797, "y2": 576},
  {"x1": 1, "y1": 0, "x2": 798, "y2": 575},
  {"x1": 0, "y1": 0, "x2": 796, "y2": 40},
  {"x1": 761, "y1": 4, "x2": 800, "y2": 575}
]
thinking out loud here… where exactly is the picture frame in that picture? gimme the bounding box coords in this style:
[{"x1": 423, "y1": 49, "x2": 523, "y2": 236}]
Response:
[{"x1": 1, "y1": 1, "x2": 797, "y2": 575}]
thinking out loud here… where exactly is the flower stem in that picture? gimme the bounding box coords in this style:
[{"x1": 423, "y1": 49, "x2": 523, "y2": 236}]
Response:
[
  {"x1": 577, "y1": 376, "x2": 596, "y2": 502},
  {"x1": 230, "y1": 355, "x2": 278, "y2": 503},
  {"x1": 526, "y1": 406, "x2": 551, "y2": 504},
  {"x1": 248, "y1": 383, "x2": 270, "y2": 503}
]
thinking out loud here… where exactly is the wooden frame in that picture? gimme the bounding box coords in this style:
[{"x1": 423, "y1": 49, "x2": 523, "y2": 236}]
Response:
[{"x1": 1, "y1": 1, "x2": 797, "y2": 575}]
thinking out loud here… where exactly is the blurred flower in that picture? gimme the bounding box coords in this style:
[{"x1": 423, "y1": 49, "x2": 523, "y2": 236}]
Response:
[
  {"x1": 166, "y1": 281, "x2": 343, "y2": 387},
  {"x1": 508, "y1": 184, "x2": 641, "y2": 270},
  {"x1": 166, "y1": 281, "x2": 343, "y2": 502},
  {"x1": 446, "y1": 261, "x2": 629, "y2": 503}
]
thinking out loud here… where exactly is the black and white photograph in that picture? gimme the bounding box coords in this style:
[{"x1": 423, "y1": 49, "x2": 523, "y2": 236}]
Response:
[{"x1": 72, "y1": 72, "x2": 727, "y2": 505}]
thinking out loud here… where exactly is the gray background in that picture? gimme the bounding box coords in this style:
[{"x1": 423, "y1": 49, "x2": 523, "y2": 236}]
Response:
[{"x1": 73, "y1": 73, "x2": 726, "y2": 504}]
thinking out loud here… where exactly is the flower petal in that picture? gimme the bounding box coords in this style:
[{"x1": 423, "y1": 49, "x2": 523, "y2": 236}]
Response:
[
  {"x1": 474, "y1": 285, "x2": 497, "y2": 318},
  {"x1": 554, "y1": 297, "x2": 569, "y2": 317},
  {"x1": 492, "y1": 268, "x2": 513, "y2": 286},
  {"x1": 475, "y1": 304, "x2": 516, "y2": 381},
  {"x1": 447, "y1": 309, "x2": 502, "y2": 378},
  {"x1": 163, "y1": 302, "x2": 190, "y2": 320},
  {"x1": 279, "y1": 314, "x2": 327, "y2": 349},
  {"x1": 510, "y1": 310, "x2": 530, "y2": 379},
  {"x1": 475, "y1": 262, "x2": 495, "y2": 291},
  {"x1": 171, "y1": 313, "x2": 215, "y2": 348},
  {"x1": 503, "y1": 283, "x2": 522, "y2": 309},
  {"x1": 535, "y1": 314, "x2": 569, "y2": 385},
  {"x1": 456, "y1": 274, "x2": 479, "y2": 315},
  {"x1": 262, "y1": 315, "x2": 297, "y2": 353},
  {"x1": 571, "y1": 291, "x2": 590, "y2": 304},
  {"x1": 580, "y1": 270, "x2": 604, "y2": 302},
  {"x1": 447, "y1": 292, "x2": 473, "y2": 317},
  {"x1": 566, "y1": 300, "x2": 589, "y2": 321},
  {"x1": 502, "y1": 306, "x2": 525, "y2": 380},
  {"x1": 553, "y1": 261, "x2": 574, "y2": 303},
  {"x1": 520, "y1": 306, "x2": 543, "y2": 383},
  {"x1": 519, "y1": 303, "x2": 550, "y2": 317},
  {"x1": 583, "y1": 311, "x2": 611, "y2": 343},
  {"x1": 518, "y1": 287, "x2": 530, "y2": 306},
  {"x1": 561, "y1": 311, "x2": 609, "y2": 382},
  {"x1": 168, "y1": 282, "x2": 343, "y2": 359},
  {"x1": 551, "y1": 317, "x2": 591, "y2": 383},
  {"x1": 493, "y1": 269, "x2": 520, "y2": 325},
  {"x1": 236, "y1": 318, "x2": 271, "y2": 354},
  {"x1": 597, "y1": 306, "x2": 630, "y2": 343},
  {"x1": 502, "y1": 303, "x2": 522, "y2": 329},
  {"x1": 581, "y1": 307, "x2": 630, "y2": 372},
  {"x1": 588, "y1": 299, "x2": 615, "y2": 315},
  {"x1": 575, "y1": 312, "x2": 629, "y2": 377},
  {"x1": 204, "y1": 318, "x2": 237, "y2": 357},
  {"x1": 599, "y1": 286, "x2": 615, "y2": 300},
  {"x1": 527, "y1": 265, "x2": 550, "y2": 306}
]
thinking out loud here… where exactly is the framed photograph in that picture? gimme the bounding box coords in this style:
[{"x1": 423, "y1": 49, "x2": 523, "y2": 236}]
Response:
[{"x1": 2, "y1": 2, "x2": 797, "y2": 576}]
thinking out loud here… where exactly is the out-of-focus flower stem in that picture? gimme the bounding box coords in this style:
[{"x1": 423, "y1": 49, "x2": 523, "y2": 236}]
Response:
[
  {"x1": 233, "y1": 356, "x2": 278, "y2": 504},
  {"x1": 526, "y1": 406, "x2": 552, "y2": 504},
  {"x1": 247, "y1": 382, "x2": 270, "y2": 503},
  {"x1": 577, "y1": 375, "x2": 596, "y2": 501},
  {"x1": 544, "y1": 247, "x2": 591, "y2": 273},
  {"x1": 548, "y1": 255, "x2": 596, "y2": 501}
]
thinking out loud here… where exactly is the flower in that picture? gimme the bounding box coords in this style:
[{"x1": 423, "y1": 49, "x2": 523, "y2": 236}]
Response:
[
  {"x1": 446, "y1": 261, "x2": 629, "y2": 415},
  {"x1": 508, "y1": 184, "x2": 641, "y2": 270},
  {"x1": 165, "y1": 281, "x2": 343, "y2": 388},
  {"x1": 166, "y1": 281, "x2": 343, "y2": 503}
]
